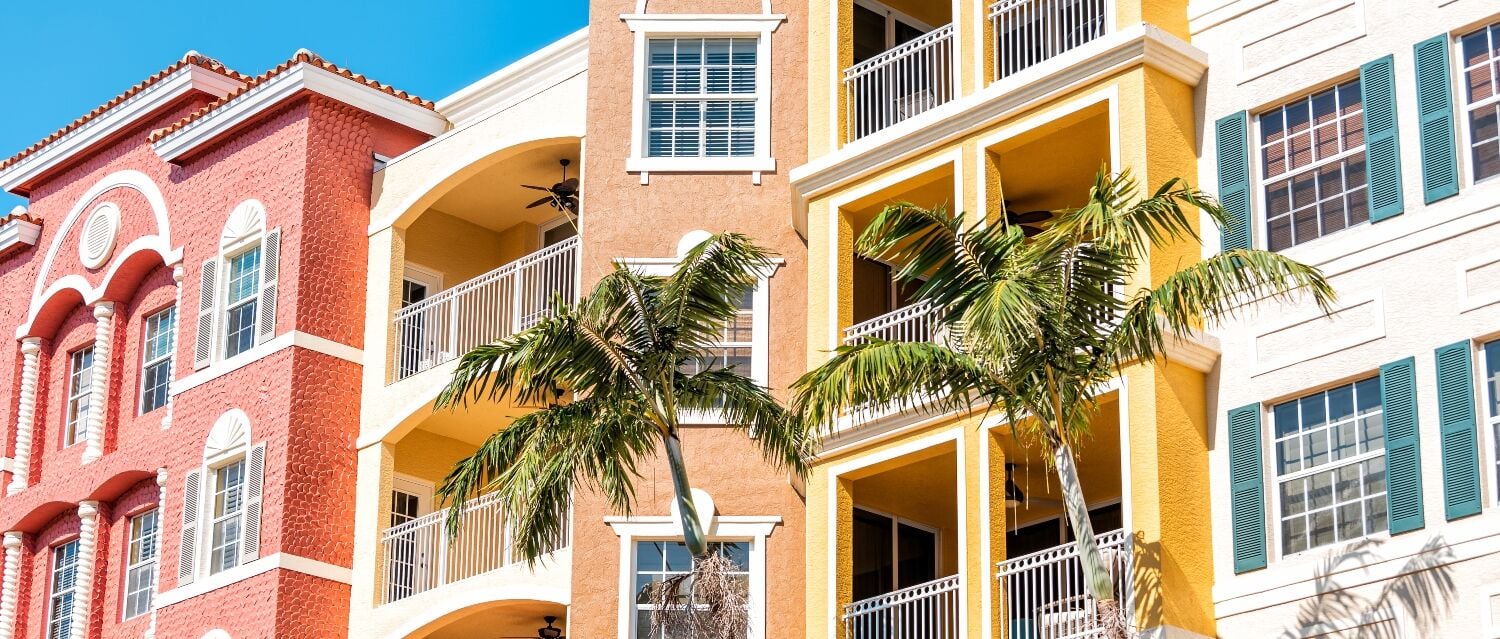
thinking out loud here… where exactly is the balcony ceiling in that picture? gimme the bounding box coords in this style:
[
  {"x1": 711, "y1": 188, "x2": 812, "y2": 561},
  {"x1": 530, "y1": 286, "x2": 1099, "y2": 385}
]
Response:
[
  {"x1": 416, "y1": 600, "x2": 566, "y2": 639},
  {"x1": 428, "y1": 140, "x2": 581, "y2": 232}
]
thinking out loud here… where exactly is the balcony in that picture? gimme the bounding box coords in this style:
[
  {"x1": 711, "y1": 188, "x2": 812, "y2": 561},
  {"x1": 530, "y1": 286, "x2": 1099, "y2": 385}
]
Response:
[
  {"x1": 844, "y1": 24, "x2": 956, "y2": 142},
  {"x1": 393, "y1": 236, "x2": 579, "y2": 381},
  {"x1": 842, "y1": 301, "x2": 941, "y2": 346},
  {"x1": 380, "y1": 491, "x2": 570, "y2": 604},
  {"x1": 990, "y1": 0, "x2": 1110, "y2": 82},
  {"x1": 842, "y1": 574, "x2": 960, "y2": 639},
  {"x1": 997, "y1": 529, "x2": 1132, "y2": 639}
]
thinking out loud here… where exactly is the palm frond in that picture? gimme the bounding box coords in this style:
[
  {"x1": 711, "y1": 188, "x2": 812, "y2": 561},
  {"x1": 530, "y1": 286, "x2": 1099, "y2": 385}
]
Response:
[
  {"x1": 791, "y1": 340, "x2": 995, "y2": 433},
  {"x1": 662, "y1": 233, "x2": 776, "y2": 351},
  {"x1": 677, "y1": 368, "x2": 811, "y2": 475}
]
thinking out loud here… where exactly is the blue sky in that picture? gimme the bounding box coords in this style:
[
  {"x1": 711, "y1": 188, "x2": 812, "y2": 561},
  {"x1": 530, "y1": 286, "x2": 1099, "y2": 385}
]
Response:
[{"x1": 0, "y1": 1, "x2": 588, "y2": 210}]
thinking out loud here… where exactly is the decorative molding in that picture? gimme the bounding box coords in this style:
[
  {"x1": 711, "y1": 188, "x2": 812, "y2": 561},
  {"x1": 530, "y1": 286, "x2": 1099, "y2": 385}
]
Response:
[
  {"x1": 68, "y1": 501, "x2": 100, "y2": 639},
  {"x1": 170, "y1": 331, "x2": 362, "y2": 396},
  {"x1": 7, "y1": 338, "x2": 42, "y2": 495},
  {"x1": 153, "y1": 553, "x2": 353, "y2": 609},
  {"x1": 78, "y1": 203, "x2": 120, "y2": 270},
  {"x1": 0, "y1": 216, "x2": 41, "y2": 260},
  {"x1": 153, "y1": 64, "x2": 447, "y2": 162},
  {"x1": 146, "y1": 469, "x2": 166, "y2": 639},
  {"x1": 1161, "y1": 328, "x2": 1222, "y2": 373},
  {"x1": 1249, "y1": 291, "x2": 1385, "y2": 376},
  {"x1": 220, "y1": 200, "x2": 266, "y2": 249},
  {"x1": 435, "y1": 28, "x2": 588, "y2": 128},
  {"x1": 0, "y1": 532, "x2": 21, "y2": 639},
  {"x1": 0, "y1": 66, "x2": 243, "y2": 195},
  {"x1": 204, "y1": 410, "x2": 251, "y2": 461},
  {"x1": 81, "y1": 302, "x2": 115, "y2": 465}
]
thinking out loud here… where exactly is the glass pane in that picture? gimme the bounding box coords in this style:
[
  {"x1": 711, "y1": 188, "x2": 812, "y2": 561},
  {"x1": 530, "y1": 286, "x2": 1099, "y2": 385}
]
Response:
[
  {"x1": 1305, "y1": 431, "x2": 1330, "y2": 468},
  {"x1": 1280, "y1": 478, "x2": 1306, "y2": 516},
  {"x1": 1331, "y1": 420, "x2": 1358, "y2": 461},
  {"x1": 1308, "y1": 471, "x2": 1334, "y2": 510},
  {"x1": 1273, "y1": 401, "x2": 1300, "y2": 438},
  {"x1": 1277, "y1": 437, "x2": 1302, "y2": 475},
  {"x1": 664, "y1": 542, "x2": 693, "y2": 571},
  {"x1": 1336, "y1": 501, "x2": 1364, "y2": 540},
  {"x1": 1282, "y1": 516, "x2": 1307, "y2": 555},
  {"x1": 1327, "y1": 383, "x2": 1355, "y2": 423},
  {"x1": 1336, "y1": 463, "x2": 1361, "y2": 501},
  {"x1": 1310, "y1": 509, "x2": 1336, "y2": 547}
]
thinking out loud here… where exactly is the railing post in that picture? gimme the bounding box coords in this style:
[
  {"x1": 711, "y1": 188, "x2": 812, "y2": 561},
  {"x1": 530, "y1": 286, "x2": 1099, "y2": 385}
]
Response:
[{"x1": 436, "y1": 525, "x2": 449, "y2": 588}]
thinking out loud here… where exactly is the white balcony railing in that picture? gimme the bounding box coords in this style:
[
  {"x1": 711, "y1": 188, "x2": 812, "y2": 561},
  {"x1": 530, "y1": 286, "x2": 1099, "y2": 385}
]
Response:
[
  {"x1": 392, "y1": 236, "x2": 579, "y2": 381},
  {"x1": 379, "y1": 492, "x2": 570, "y2": 604},
  {"x1": 842, "y1": 574, "x2": 960, "y2": 639},
  {"x1": 842, "y1": 301, "x2": 941, "y2": 346},
  {"x1": 990, "y1": 0, "x2": 1109, "y2": 81},
  {"x1": 844, "y1": 24, "x2": 956, "y2": 142},
  {"x1": 996, "y1": 528, "x2": 1132, "y2": 639}
]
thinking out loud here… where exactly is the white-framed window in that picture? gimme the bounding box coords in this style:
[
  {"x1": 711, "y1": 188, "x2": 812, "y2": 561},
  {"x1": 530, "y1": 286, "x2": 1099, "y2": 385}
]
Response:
[
  {"x1": 852, "y1": 0, "x2": 933, "y2": 65},
  {"x1": 632, "y1": 540, "x2": 751, "y2": 638},
  {"x1": 209, "y1": 458, "x2": 247, "y2": 575},
  {"x1": 1256, "y1": 78, "x2": 1369, "y2": 251},
  {"x1": 1460, "y1": 20, "x2": 1500, "y2": 184},
  {"x1": 1483, "y1": 339, "x2": 1500, "y2": 505},
  {"x1": 624, "y1": 13, "x2": 782, "y2": 176},
  {"x1": 1270, "y1": 377, "x2": 1387, "y2": 556},
  {"x1": 123, "y1": 509, "x2": 160, "y2": 619},
  {"x1": 181, "y1": 410, "x2": 265, "y2": 585},
  {"x1": 64, "y1": 345, "x2": 95, "y2": 447},
  {"x1": 47, "y1": 539, "x2": 79, "y2": 639},
  {"x1": 140, "y1": 306, "x2": 176, "y2": 414},
  {"x1": 610, "y1": 514, "x2": 775, "y2": 639},
  {"x1": 223, "y1": 247, "x2": 261, "y2": 359}
]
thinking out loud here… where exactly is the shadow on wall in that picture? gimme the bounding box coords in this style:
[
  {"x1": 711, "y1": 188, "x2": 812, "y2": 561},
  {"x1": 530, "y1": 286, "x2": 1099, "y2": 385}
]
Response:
[{"x1": 1278, "y1": 537, "x2": 1457, "y2": 638}]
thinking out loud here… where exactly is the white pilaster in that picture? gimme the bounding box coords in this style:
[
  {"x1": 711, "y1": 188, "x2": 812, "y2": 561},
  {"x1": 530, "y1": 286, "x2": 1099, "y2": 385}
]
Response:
[
  {"x1": 82, "y1": 302, "x2": 115, "y2": 464},
  {"x1": 0, "y1": 532, "x2": 22, "y2": 639},
  {"x1": 145, "y1": 468, "x2": 167, "y2": 639},
  {"x1": 7, "y1": 338, "x2": 42, "y2": 494},
  {"x1": 69, "y1": 501, "x2": 99, "y2": 639}
]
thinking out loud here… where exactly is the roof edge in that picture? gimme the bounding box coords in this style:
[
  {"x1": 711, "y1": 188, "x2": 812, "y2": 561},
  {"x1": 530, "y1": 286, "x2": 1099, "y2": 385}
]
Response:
[{"x1": 435, "y1": 27, "x2": 589, "y2": 128}]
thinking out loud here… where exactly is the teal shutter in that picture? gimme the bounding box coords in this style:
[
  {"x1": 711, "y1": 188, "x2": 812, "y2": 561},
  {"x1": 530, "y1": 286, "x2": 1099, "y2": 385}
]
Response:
[
  {"x1": 1414, "y1": 35, "x2": 1460, "y2": 204},
  {"x1": 1380, "y1": 357, "x2": 1425, "y2": 534},
  {"x1": 1227, "y1": 404, "x2": 1266, "y2": 573},
  {"x1": 1361, "y1": 56, "x2": 1405, "y2": 221},
  {"x1": 1434, "y1": 341, "x2": 1481, "y2": 520},
  {"x1": 1216, "y1": 111, "x2": 1253, "y2": 252}
]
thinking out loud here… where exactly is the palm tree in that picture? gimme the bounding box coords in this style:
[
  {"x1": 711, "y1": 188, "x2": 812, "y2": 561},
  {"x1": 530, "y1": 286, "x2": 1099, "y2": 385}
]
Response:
[
  {"x1": 792, "y1": 170, "x2": 1335, "y2": 634},
  {"x1": 433, "y1": 232, "x2": 809, "y2": 563}
]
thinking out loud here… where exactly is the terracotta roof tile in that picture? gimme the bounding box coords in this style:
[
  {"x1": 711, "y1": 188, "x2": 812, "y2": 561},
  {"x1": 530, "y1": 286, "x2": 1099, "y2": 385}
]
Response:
[
  {"x1": 0, "y1": 53, "x2": 250, "y2": 171},
  {"x1": 147, "y1": 49, "x2": 437, "y2": 144},
  {"x1": 1, "y1": 205, "x2": 39, "y2": 225}
]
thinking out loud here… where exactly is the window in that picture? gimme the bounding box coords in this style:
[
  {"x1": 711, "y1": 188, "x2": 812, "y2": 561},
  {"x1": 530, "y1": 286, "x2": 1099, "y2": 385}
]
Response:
[
  {"x1": 47, "y1": 540, "x2": 79, "y2": 639},
  {"x1": 646, "y1": 37, "x2": 758, "y2": 159},
  {"x1": 1461, "y1": 21, "x2": 1500, "y2": 183},
  {"x1": 681, "y1": 289, "x2": 754, "y2": 378},
  {"x1": 1259, "y1": 80, "x2": 1369, "y2": 251},
  {"x1": 140, "y1": 307, "x2": 176, "y2": 414},
  {"x1": 852, "y1": 508, "x2": 937, "y2": 601},
  {"x1": 852, "y1": 1, "x2": 929, "y2": 64},
  {"x1": 64, "y1": 346, "x2": 94, "y2": 447},
  {"x1": 209, "y1": 459, "x2": 247, "y2": 574},
  {"x1": 1272, "y1": 378, "x2": 1386, "y2": 555},
  {"x1": 632, "y1": 540, "x2": 750, "y2": 638},
  {"x1": 223, "y1": 247, "x2": 261, "y2": 359},
  {"x1": 1485, "y1": 340, "x2": 1500, "y2": 504},
  {"x1": 123, "y1": 510, "x2": 159, "y2": 619}
]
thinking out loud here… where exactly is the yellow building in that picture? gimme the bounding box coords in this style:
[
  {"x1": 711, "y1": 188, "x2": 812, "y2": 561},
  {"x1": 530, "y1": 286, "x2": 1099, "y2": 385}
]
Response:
[{"x1": 791, "y1": 1, "x2": 1221, "y2": 637}]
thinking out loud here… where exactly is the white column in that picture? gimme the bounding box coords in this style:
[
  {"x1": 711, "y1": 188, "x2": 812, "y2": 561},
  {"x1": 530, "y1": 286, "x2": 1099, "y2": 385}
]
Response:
[
  {"x1": 0, "y1": 532, "x2": 21, "y2": 639},
  {"x1": 69, "y1": 501, "x2": 99, "y2": 639},
  {"x1": 82, "y1": 302, "x2": 115, "y2": 464},
  {"x1": 145, "y1": 468, "x2": 166, "y2": 639},
  {"x1": 162, "y1": 264, "x2": 184, "y2": 431},
  {"x1": 7, "y1": 338, "x2": 42, "y2": 495}
]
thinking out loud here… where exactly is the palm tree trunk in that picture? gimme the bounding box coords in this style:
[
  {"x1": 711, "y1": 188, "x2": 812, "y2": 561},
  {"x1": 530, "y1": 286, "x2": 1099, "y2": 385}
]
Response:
[
  {"x1": 1051, "y1": 440, "x2": 1124, "y2": 637},
  {"x1": 663, "y1": 431, "x2": 708, "y2": 556}
]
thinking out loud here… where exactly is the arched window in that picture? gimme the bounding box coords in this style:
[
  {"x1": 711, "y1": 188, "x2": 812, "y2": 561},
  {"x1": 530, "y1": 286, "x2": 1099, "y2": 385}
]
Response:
[
  {"x1": 177, "y1": 409, "x2": 266, "y2": 585},
  {"x1": 193, "y1": 200, "x2": 281, "y2": 369}
]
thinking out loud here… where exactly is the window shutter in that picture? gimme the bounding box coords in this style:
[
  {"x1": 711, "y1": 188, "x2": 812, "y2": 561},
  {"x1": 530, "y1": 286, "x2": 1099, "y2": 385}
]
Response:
[
  {"x1": 1361, "y1": 55, "x2": 1405, "y2": 222},
  {"x1": 193, "y1": 260, "x2": 218, "y2": 370},
  {"x1": 1414, "y1": 35, "x2": 1459, "y2": 204},
  {"x1": 1216, "y1": 111, "x2": 1253, "y2": 252},
  {"x1": 240, "y1": 443, "x2": 267, "y2": 564},
  {"x1": 1379, "y1": 357, "x2": 1424, "y2": 534},
  {"x1": 178, "y1": 469, "x2": 202, "y2": 585},
  {"x1": 1227, "y1": 403, "x2": 1266, "y2": 573},
  {"x1": 257, "y1": 229, "x2": 281, "y2": 345},
  {"x1": 1434, "y1": 341, "x2": 1481, "y2": 520}
]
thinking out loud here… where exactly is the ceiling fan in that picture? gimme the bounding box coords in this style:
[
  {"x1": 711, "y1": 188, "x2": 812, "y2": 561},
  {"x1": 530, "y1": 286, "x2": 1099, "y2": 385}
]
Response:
[
  {"x1": 499, "y1": 616, "x2": 564, "y2": 639},
  {"x1": 522, "y1": 159, "x2": 579, "y2": 215},
  {"x1": 1001, "y1": 201, "x2": 1052, "y2": 237}
]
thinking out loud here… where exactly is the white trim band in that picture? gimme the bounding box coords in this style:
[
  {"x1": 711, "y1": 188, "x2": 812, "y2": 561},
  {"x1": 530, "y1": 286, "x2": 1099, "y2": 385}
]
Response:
[
  {"x1": 153, "y1": 552, "x2": 353, "y2": 609},
  {"x1": 170, "y1": 331, "x2": 362, "y2": 396}
]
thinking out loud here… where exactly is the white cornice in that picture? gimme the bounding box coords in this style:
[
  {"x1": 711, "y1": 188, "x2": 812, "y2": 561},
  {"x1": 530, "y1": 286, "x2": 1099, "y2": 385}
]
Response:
[
  {"x1": 1160, "y1": 327, "x2": 1222, "y2": 373},
  {"x1": 436, "y1": 28, "x2": 589, "y2": 128},
  {"x1": 153, "y1": 64, "x2": 448, "y2": 162},
  {"x1": 0, "y1": 218, "x2": 41, "y2": 257},
  {"x1": 788, "y1": 24, "x2": 1209, "y2": 217},
  {"x1": 0, "y1": 66, "x2": 244, "y2": 195},
  {"x1": 169, "y1": 330, "x2": 362, "y2": 396}
]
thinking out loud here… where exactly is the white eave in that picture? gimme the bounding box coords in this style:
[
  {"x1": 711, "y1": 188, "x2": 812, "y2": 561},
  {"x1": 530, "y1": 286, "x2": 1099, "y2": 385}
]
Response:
[
  {"x1": 152, "y1": 64, "x2": 450, "y2": 162},
  {"x1": 436, "y1": 27, "x2": 589, "y2": 128},
  {"x1": 0, "y1": 216, "x2": 42, "y2": 258},
  {"x1": 0, "y1": 66, "x2": 245, "y2": 195}
]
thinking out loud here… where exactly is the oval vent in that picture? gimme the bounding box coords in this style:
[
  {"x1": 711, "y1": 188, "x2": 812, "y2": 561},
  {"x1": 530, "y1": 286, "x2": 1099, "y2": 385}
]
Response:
[{"x1": 79, "y1": 203, "x2": 121, "y2": 269}]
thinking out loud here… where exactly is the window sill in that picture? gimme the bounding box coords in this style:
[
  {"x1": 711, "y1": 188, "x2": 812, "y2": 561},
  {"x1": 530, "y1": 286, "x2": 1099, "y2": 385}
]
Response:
[{"x1": 626, "y1": 156, "x2": 775, "y2": 174}]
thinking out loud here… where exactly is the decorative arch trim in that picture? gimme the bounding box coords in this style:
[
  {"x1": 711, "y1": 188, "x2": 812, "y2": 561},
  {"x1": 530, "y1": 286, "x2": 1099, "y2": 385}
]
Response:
[
  {"x1": 19, "y1": 235, "x2": 179, "y2": 338},
  {"x1": 384, "y1": 587, "x2": 570, "y2": 639},
  {"x1": 204, "y1": 408, "x2": 252, "y2": 461},
  {"x1": 221, "y1": 199, "x2": 266, "y2": 249}
]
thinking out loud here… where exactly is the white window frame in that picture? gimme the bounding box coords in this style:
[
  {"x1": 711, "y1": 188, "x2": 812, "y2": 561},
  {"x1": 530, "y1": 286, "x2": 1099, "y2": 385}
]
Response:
[
  {"x1": 851, "y1": 0, "x2": 936, "y2": 55},
  {"x1": 1480, "y1": 337, "x2": 1500, "y2": 507},
  {"x1": 1251, "y1": 75, "x2": 1371, "y2": 253},
  {"x1": 221, "y1": 242, "x2": 262, "y2": 360},
  {"x1": 1266, "y1": 376, "x2": 1389, "y2": 560},
  {"x1": 64, "y1": 345, "x2": 94, "y2": 448},
  {"x1": 622, "y1": 13, "x2": 783, "y2": 179},
  {"x1": 850, "y1": 504, "x2": 941, "y2": 594},
  {"x1": 47, "y1": 539, "x2": 80, "y2": 639},
  {"x1": 140, "y1": 306, "x2": 176, "y2": 415},
  {"x1": 122, "y1": 508, "x2": 160, "y2": 620},
  {"x1": 206, "y1": 456, "x2": 249, "y2": 576},
  {"x1": 1456, "y1": 21, "x2": 1500, "y2": 187},
  {"x1": 609, "y1": 516, "x2": 777, "y2": 639}
]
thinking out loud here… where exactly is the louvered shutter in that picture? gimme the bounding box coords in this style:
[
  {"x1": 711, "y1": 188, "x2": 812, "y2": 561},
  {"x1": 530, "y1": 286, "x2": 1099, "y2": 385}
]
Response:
[
  {"x1": 1227, "y1": 404, "x2": 1266, "y2": 573},
  {"x1": 257, "y1": 229, "x2": 281, "y2": 345},
  {"x1": 1216, "y1": 111, "x2": 1253, "y2": 252},
  {"x1": 1414, "y1": 34, "x2": 1459, "y2": 204},
  {"x1": 1379, "y1": 357, "x2": 1425, "y2": 534},
  {"x1": 240, "y1": 443, "x2": 267, "y2": 564},
  {"x1": 178, "y1": 469, "x2": 203, "y2": 585},
  {"x1": 193, "y1": 260, "x2": 218, "y2": 370},
  {"x1": 1361, "y1": 56, "x2": 1405, "y2": 221},
  {"x1": 1434, "y1": 341, "x2": 1481, "y2": 520}
]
